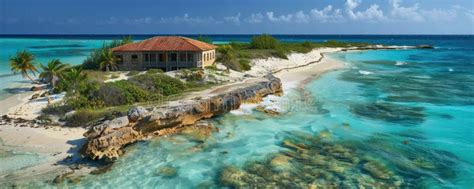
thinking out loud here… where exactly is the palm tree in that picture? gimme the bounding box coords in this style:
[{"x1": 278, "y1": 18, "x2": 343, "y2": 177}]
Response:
[
  {"x1": 63, "y1": 68, "x2": 87, "y2": 95},
  {"x1": 100, "y1": 49, "x2": 119, "y2": 72},
  {"x1": 10, "y1": 50, "x2": 38, "y2": 82},
  {"x1": 121, "y1": 35, "x2": 133, "y2": 45},
  {"x1": 39, "y1": 59, "x2": 69, "y2": 88}
]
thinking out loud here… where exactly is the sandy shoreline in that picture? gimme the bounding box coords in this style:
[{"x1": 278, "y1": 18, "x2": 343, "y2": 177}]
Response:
[{"x1": 0, "y1": 47, "x2": 346, "y2": 184}]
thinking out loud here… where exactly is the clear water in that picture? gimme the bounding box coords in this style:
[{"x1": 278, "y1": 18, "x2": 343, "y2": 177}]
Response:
[{"x1": 1, "y1": 35, "x2": 473, "y2": 188}]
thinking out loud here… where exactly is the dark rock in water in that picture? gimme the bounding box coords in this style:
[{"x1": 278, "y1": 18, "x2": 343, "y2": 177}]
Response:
[
  {"x1": 53, "y1": 171, "x2": 74, "y2": 184},
  {"x1": 155, "y1": 166, "x2": 178, "y2": 178},
  {"x1": 90, "y1": 164, "x2": 113, "y2": 175},
  {"x1": 417, "y1": 45, "x2": 434, "y2": 49},
  {"x1": 350, "y1": 102, "x2": 425, "y2": 125},
  {"x1": 83, "y1": 75, "x2": 283, "y2": 160}
]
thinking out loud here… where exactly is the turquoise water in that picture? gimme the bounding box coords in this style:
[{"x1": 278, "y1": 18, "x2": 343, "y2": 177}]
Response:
[{"x1": 1, "y1": 35, "x2": 473, "y2": 188}]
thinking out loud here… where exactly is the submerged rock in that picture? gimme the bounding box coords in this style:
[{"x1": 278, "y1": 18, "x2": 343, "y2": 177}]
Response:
[{"x1": 155, "y1": 166, "x2": 178, "y2": 178}]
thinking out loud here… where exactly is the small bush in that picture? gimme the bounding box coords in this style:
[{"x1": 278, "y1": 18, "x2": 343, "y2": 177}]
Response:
[
  {"x1": 178, "y1": 69, "x2": 205, "y2": 82},
  {"x1": 146, "y1": 69, "x2": 164, "y2": 75},
  {"x1": 127, "y1": 71, "x2": 140, "y2": 76},
  {"x1": 251, "y1": 34, "x2": 280, "y2": 49},
  {"x1": 130, "y1": 74, "x2": 186, "y2": 96},
  {"x1": 239, "y1": 59, "x2": 251, "y2": 71},
  {"x1": 238, "y1": 52, "x2": 251, "y2": 59},
  {"x1": 302, "y1": 41, "x2": 313, "y2": 49},
  {"x1": 42, "y1": 104, "x2": 74, "y2": 116},
  {"x1": 273, "y1": 47, "x2": 288, "y2": 59},
  {"x1": 64, "y1": 110, "x2": 106, "y2": 127},
  {"x1": 36, "y1": 114, "x2": 52, "y2": 123}
]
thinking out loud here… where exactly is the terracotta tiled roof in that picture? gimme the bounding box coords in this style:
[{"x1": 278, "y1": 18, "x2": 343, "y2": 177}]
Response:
[{"x1": 112, "y1": 36, "x2": 216, "y2": 52}]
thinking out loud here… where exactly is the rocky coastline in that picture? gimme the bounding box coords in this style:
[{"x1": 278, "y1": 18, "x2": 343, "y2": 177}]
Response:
[{"x1": 82, "y1": 74, "x2": 283, "y2": 160}]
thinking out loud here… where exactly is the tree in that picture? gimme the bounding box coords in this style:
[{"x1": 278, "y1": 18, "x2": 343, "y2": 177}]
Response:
[
  {"x1": 63, "y1": 68, "x2": 87, "y2": 95},
  {"x1": 10, "y1": 50, "x2": 38, "y2": 82},
  {"x1": 39, "y1": 59, "x2": 69, "y2": 88},
  {"x1": 217, "y1": 45, "x2": 235, "y2": 63},
  {"x1": 100, "y1": 49, "x2": 119, "y2": 72},
  {"x1": 121, "y1": 35, "x2": 133, "y2": 45}
]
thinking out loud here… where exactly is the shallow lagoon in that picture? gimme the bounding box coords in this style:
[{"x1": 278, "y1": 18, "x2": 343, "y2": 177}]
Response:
[
  {"x1": 51, "y1": 48, "x2": 473, "y2": 188},
  {"x1": 1, "y1": 36, "x2": 473, "y2": 188}
]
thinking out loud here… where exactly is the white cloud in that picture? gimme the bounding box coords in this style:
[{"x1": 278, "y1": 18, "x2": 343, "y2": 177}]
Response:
[
  {"x1": 310, "y1": 5, "x2": 344, "y2": 23},
  {"x1": 467, "y1": 10, "x2": 474, "y2": 21},
  {"x1": 389, "y1": 0, "x2": 424, "y2": 22},
  {"x1": 345, "y1": 0, "x2": 386, "y2": 21},
  {"x1": 422, "y1": 9, "x2": 458, "y2": 22},
  {"x1": 158, "y1": 14, "x2": 218, "y2": 25},
  {"x1": 266, "y1": 12, "x2": 293, "y2": 23},
  {"x1": 125, "y1": 17, "x2": 152, "y2": 24},
  {"x1": 246, "y1": 13, "x2": 264, "y2": 23},
  {"x1": 294, "y1": 11, "x2": 310, "y2": 23},
  {"x1": 224, "y1": 13, "x2": 241, "y2": 25}
]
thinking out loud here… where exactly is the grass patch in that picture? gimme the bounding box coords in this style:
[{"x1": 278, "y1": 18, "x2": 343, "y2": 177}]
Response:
[
  {"x1": 64, "y1": 109, "x2": 108, "y2": 127},
  {"x1": 146, "y1": 68, "x2": 164, "y2": 75}
]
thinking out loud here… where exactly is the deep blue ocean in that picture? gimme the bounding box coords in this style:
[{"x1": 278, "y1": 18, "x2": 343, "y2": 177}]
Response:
[{"x1": 0, "y1": 35, "x2": 473, "y2": 188}]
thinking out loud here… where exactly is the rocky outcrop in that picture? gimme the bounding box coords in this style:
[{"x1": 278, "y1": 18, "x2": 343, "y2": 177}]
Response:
[{"x1": 82, "y1": 75, "x2": 283, "y2": 160}]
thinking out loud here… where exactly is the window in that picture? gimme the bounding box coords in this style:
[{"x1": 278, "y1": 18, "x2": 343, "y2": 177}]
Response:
[
  {"x1": 205, "y1": 53, "x2": 208, "y2": 61},
  {"x1": 187, "y1": 53, "x2": 194, "y2": 62},
  {"x1": 115, "y1": 55, "x2": 123, "y2": 64},
  {"x1": 144, "y1": 53, "x2": 150, "y2": 62},
  {"x1": 150, "y1": 53, "x2": 157, "y2": 63},
  {"x1": 131, "y1": 54, "x2": 138, "y2": 59},
  {"x1": 168, "y1": 52, "x2": 177, "y2": 62},
  {"x1": 179, "y1": 52, "x2": 187, "y2": 62},
  {"x1": 158, "y1": 53, "x2": 165, "y2": 62}
]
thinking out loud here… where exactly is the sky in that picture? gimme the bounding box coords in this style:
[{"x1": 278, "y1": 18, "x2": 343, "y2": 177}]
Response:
[{"x1": 1, "y1": 0, "x2": 473, "y2": 34}]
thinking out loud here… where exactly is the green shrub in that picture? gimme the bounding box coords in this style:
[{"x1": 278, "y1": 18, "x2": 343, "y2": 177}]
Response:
[
  {"x1": 127, "y1": 71, "x2": 140, "y2": 76},
  {"x1": 239, "y1": 59, "x2": 251, "y2": 71},
  {"x1": 96, "y1": 80, "x2": 151, "y2": 106},
  {"x1": 302, "y1": 41, "x2": 313, "y2": 49},
  {"x1": 42, "y1": 104, "x2": 74, "y2": 116},
  {"x1": 66, "y1": 95, "x2": 105, "y2": 109},
  {"x1": 250, "y1": 34, "x2": 280, "y2": 49},
  {"x1": 229, "y1": 41, "x2": 249, "y2": 50},
  {"x1": 238, "y1": 51, "x2": 251, "y2": 59},
  {"x1": 273, "y1": 47, "x2": 288, "y2": 59},
  {"x1": 178, "y1": 69, "x2": 205, "y2": 82},
  {"x1": 64, "y1": 110, "x2": 106, "y2": 127},
  {"x1": 130, "y1": 74, "x2": 186, "y2": 96},
  {"x1": 146, "y1": 68, "x2": 164, "y2": 75},
  {"x1": 82, "y1": 36, "x2": 133, "y2": 70}
]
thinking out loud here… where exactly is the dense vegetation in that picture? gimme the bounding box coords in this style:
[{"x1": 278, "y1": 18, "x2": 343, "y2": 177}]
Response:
[
  {"x1": 82, "y1": 36, "x2": 133, "y2": 70},
  {"x1": 216, "y1": 34, "x2": 370, "y2": 71}
]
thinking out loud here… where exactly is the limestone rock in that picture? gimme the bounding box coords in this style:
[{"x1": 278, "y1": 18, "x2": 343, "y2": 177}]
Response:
[
  {"x1": 31, "y1": 93, "x2": 40, "y2": 100},
  {"x1": 82, "y1": 74, "x2": 282, "y2": 161},
  {"x1": 127, "y1": 106, "x2": 148, "y2": 122}
]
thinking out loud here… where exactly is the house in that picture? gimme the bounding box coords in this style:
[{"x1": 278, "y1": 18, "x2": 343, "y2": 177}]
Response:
[{"x1": 111, "y1": 36, "x2": 217, "y2": 71}]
